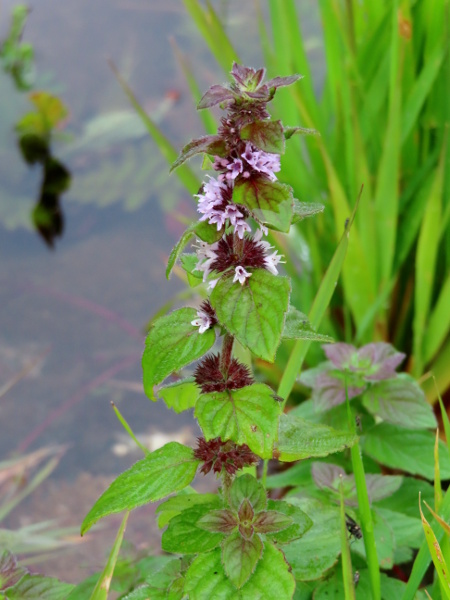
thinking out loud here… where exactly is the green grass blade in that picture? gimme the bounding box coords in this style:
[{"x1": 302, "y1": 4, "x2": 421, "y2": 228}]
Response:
[
  {"x1": 170, "y1": 38, "x2": 217, "y2": 135},
  {"x1": 413, "y1": 143, "x2": 445, "y2": 375},
  {"x1": 419, "y1": 495, "x2": 450, "y2": 599},
  {"x1": 424, "y1": 272, "x2": 450, "y2": 364},
  {"x1": 434, "y1": 429, "x2": 443, "y2": 511},
  {"x1": 340, "y1": 478, "x2": 356, "y2": 600},
  {"x1": 423, "y1": 337, "x2": 450, "y2": 404},
  {"x1": 111, "y1": 401, "x2": 149, "y2": 456},
  {"x1": 436, "y1": 377, "x2": 450, "y2": 459},
  {"x1": 278, "y1": 192, "x2": 361, "y2": 405},
  {"x1": 109, "y1": 61, "x2": 200, "y2": 195},
  {"x1": 89, "y1": 511, "x2": 129, "y2": 600}
]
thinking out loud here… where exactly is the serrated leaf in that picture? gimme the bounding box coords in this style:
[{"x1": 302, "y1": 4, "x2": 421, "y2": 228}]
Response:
[
  {"x1": 240, "y1": 120, "x2": 285, "y2": 154},
  {"x1": 3, "y1": 574, "x2": 74, "y2": 599},
  {"x1": 362, "y1": 424, "x2": 450, "y2": 479},
  {"x1": 170, "y1": 134, "x2": 226, "y2": 172},
  {"x1": 282, "y1": 305, "x2": 333, "y2": 341},
  {"x1": 197, "y1": 509, "x2": 238, "y2": 533},
  {"x1": 253, "y1": 510, "x2": 292, "y2": 534},
  {"x1": 158, "y1": 378, "x2": 199, "y2": 413},
  {"x1": 184, "y1": 542, "x2": 294, "y2": 599},
  {"x1": 265, "y1": 499, "x2": 313, "y2": 544},
  {"x1": 362, "y1": 375, "x2": 436, "y2": 429},
  {"x1": 142, "y1": 308, "x2": 216, "y2": 399},
  {"x1": 291, "y1": 199, "x2": 325, "y2": 224},
  {"x1": 81, "y1": 443, "x2": 199, "y2": 534},
  {"x1": 233, "y1": 178, "x2": 293, "y2": 232},
  {"x1": 283, "y1": 126, "x2": 319, "y2": 139},
  {"x1": 161, "y1": 503, "x2": 224, "y2": 554},
  {"x1": 229, "y1": 474, "x2": 267, "y2": 513},
  {"x1": 222, "y1": 531, "x2": 263, "y2": 588},
  {"x1": 156, "y1": 491, "x2": 219, "y2": 528},
  {"x1": 180, "y1": 254, "x2": 203, "y2": 287},
  {"x1": 166, "y1": 224, "x2": 196, "y2": 279},
  {"x1": 210, "y1": 269, "x2": 290, "y2": 362},
  {"x1": 198, "y1": 84, "x2": 236, "y2": 109},
  {"x1": 195, "y1": 384, "x2": 280, "y2": 459},
  {"x1": 275, "y1": 414, "x2": 357, "y2": 462}
]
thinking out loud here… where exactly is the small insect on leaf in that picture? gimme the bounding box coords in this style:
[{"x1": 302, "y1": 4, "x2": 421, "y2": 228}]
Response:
[{"x1": 345, "y1": 514, "x2": 362, "y2": 540}]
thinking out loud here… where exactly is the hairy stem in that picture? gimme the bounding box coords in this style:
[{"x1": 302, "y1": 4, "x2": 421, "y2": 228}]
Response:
[{"x1": 220, "y1": 333, "x2": 234, "y2": 375}]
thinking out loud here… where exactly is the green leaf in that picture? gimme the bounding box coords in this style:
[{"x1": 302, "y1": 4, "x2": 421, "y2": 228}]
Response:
[
  {"x1": 195, "y1": 384, "x2": 281, "y2": 459},
  {"x1": 265, "y1": 499, "x2": 313, "y2": 544},
  {"x1": 166, "y1": 224, "x2": 196, "y2": 280},
  {"x1": 362, "y1": 424, "x2": 450, "y2": 479},
  {"x1": 180, "y1": 254, "x2": 203, "y2": 287},
  {"x1": 89, "y1": 511, "x2": 129, "y2": 600},
  {"x1": 197, "y1": 509, "x2": 238, "y2": 534},
  {"x1": 291, "y1": 199, "x2": 325, "y2": 224},
  {"x1": 184, "y1": 542, "x2": 295, "y2": 599},
  {"x1": 3, "y1": 575, "x2": 74, "y2": 599},
  {"x1": 376, "y1": 507, "x2": 423, "y2": 549},
  {"x1": 229, "y1": 474, "x2": 267, "y2": 513},
  {"x1": 282, "y1": 305, "x2": 333, "y2": 341},
  {"x1": 284, "y1": 126, "x2": 319, "y2": 139},
  {"x1": 156, "y1": 491, "x2": 219, "y2": 528},
  {"x1": 161, "y1": 503, "x2": 224, "y2": 554},
  {"x1": 195, "y1": 219, "x2": 224, "y2": 244},
  {"x1": 233, "y1": 178, "x2": 293, "y2": 232},
  {"x1": 142, "y1": 308, "x2": 216, "y2": 399},
  {"x1": 253, "y1": 510, "x2": 292, "y2": 534},
  {"x1": 283, "y1": 497, "x2": 341, "y2": 581},
  {"x1": 210, "y1": 269, "x2": 290, "y2": 362},
  {"x1": 362, "y1": 375, "x2": 436, "y2": 429},
  {"x1": 240, "y1": 120, "x2": 285, "y2": 154},
  {"x1": 158, "y1": 378, "x2": 199, "y2": 413},
  {"x1": 170, "y1": 135, "x2": 226, "y2": 172},
  {"x1": 222, "y1": 532, "x2": 263, "y2": 588},
  {"x1": 275, "y1": 414, "x2": 357, "y2": 462},
  {"x1": 81, "y1": 443, "x2": 200, "y2": 534}
]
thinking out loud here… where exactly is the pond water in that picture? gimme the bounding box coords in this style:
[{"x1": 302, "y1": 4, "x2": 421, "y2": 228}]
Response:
[{"x1": 0, "y1": 0, "x2": 322, "y2": 582}]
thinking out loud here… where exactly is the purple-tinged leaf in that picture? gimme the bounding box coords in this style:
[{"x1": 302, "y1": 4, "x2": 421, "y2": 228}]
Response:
[
  {"x1": 238, "y1": 498, "x2": 255, "y2": 523},
  {"x1": 233, "y1": 178, "x2": 293, "y2": 232},
  {"x1": 170, "y1": 135, "x2": 226, "y2": 172},
  {"x1": 311, "y1": 462, "x2": 346, "y2": 490},
  {"x1": 231, "y1": 63, "x2": 266, "y2": 91},
  {"x1": 265, "y1": 499, "x2": 313, "y2": 544},
  {"x1": 197, "y1": 509, "x2": 237, "y2": 534},
  {"x1": 313, "y1": 371, "x2": 366, "y2": 410},
  {"x1": 230, "y1": 474, "x2": 267, "y2": 513},
  {"x1": 323, "y1": 342, "x2": 406, "y2": 381},
  {"x1": 254, "y1": 510, "x2": 293, "y2": 534},
  {"x1": 0, "y1": 551, "x2": 26, "y2": 591},
  {"x1": 197, "y1": 85, "x2": 236, "y2": 109},
  {"x1": 323, "y1": 343, "x2": 356, "y2": 370},
  {"x1": 362, "y1": 375, "x2": 436, "y2": 429},
  {"x1": 240, "y1": 120, "x2": 285, "y2": 154},
  {"x1": 238, "y1": 522, "x2": 255, "y2": 540},
  {"x1": 161, "y1": 503, "x2": 224, "y2": 554},
  {"x1": 245, "y1": 87, "x2": 271, "y2": 100},
  {"x1": 284, "y1": 126, "x2": 319, "y2": 139},
  {"x1": 265, "y1": 74, "x2": 302, "y2": 89},
  {"x1": 222, "y1": 531, "x2": 263, "y2": 588}
]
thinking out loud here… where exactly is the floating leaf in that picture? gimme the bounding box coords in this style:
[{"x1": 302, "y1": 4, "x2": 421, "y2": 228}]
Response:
[
  {"x1": 81, "y1": 443, "x2": 200, "y2": 534},
  {"x1": 233, "y1": 178, "x2": 293, "y2": 232},
  {"x1": 210, "y1": 269, "x2": 290, "y2": 362},
  {"x1": 282, "y1": 305, "x2": 333, "y2": 341},
  {"x1": 275, "y1": 414, "x2": 357, "y2": 462},
  {"x1": 143, "y1": 308, "x2": 216, "y2": 399},
  {"x1": 222, "y1": 531, "x2": 263, "y2": 588},
  {"x1": 158, "y1": 378, "x2": 199, "y2": 413},
  {"x1": 240, "y1": 120, "x2": 285, "y2": 154},
  {"x1": 195, "y1": 384, "x2": 280, "y2": 459}
]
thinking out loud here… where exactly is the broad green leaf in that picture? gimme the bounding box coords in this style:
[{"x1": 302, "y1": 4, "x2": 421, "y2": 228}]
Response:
[
  {"x1": 265, "y1": 499, "x2": 313, "y2": 544},
  {"x1": 195, "y1": 384, "x2": 281, "y2": 459},
  {"x1": 282, "y1": 305, "x2": 333, "y2": 341},
  {"x1": 170, "y1": 134, "x2": 226, "y2": 172},
  {"x1": 166, "y1": 225, "x2": 196, "y2": 279},
  {"x1": 240, "y1": 120, "x2": 285, "y2": 154},
  {"x1": 158, "y1": 378, "x2": 199, "y2": 413},
  {"x1": 362, "y1": 424, "x2": 450, "y2": 479},
  {"x1": 362, "y1": 375, "x2": 436, "y2": 429},
  {"x1": 229, "y1": 474, "x2": 267, "y2": 513},
  {"x1": 161, "y1": 503, "x2": 224, "y2": 554},
  {"x1": 376, "y1": 507, "x2": 423, "y2": 549},
  {"x1": 222, "y1": 531, "x2": 263, "y2": 588},
  {"x1": 419, "y1": 495, "x2": 450, "y2": 599},
  {"x1": 142, "y1": 307, "x2": 216, "y2": 399},
  {"x1": 89, "y1": 511, "x2": 129, "y2": 600},
  {"x1": 3, "y1": 575, "x2": 74, "y2": 599},
  {"x1": 233, "y1": 178, "x2": 293, "y2": 232},
  {"x1": 275, "y1": 414, "x2": 357, "y2": 462},
  {"x1": 195, "y1": 219, "x2": 224, "y2": 243},
  {"x1": 375, "y1": 477, "x2": 434, "y2": 519},
  {"x1": 210, "y1": 270, "x2": 290, "y2": 362},
  {"x1": 184, "y1": 542, "x2": 294, "y2": 599},
  {"x1": 291, "y1": 199, "x2": 325, "y2": 224},
  {"x1": 134, "y1": 557, "x2": 189, "y2": 600},
  {"x1": 81, "y1": 443, "x2": 200, "y2": 534},
  {"x1": 156, "y1": 491, "x2": 219, "y2": 528},
  {"x1": 283, "y1": 497, "x2": 341, "y2": 581}
]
